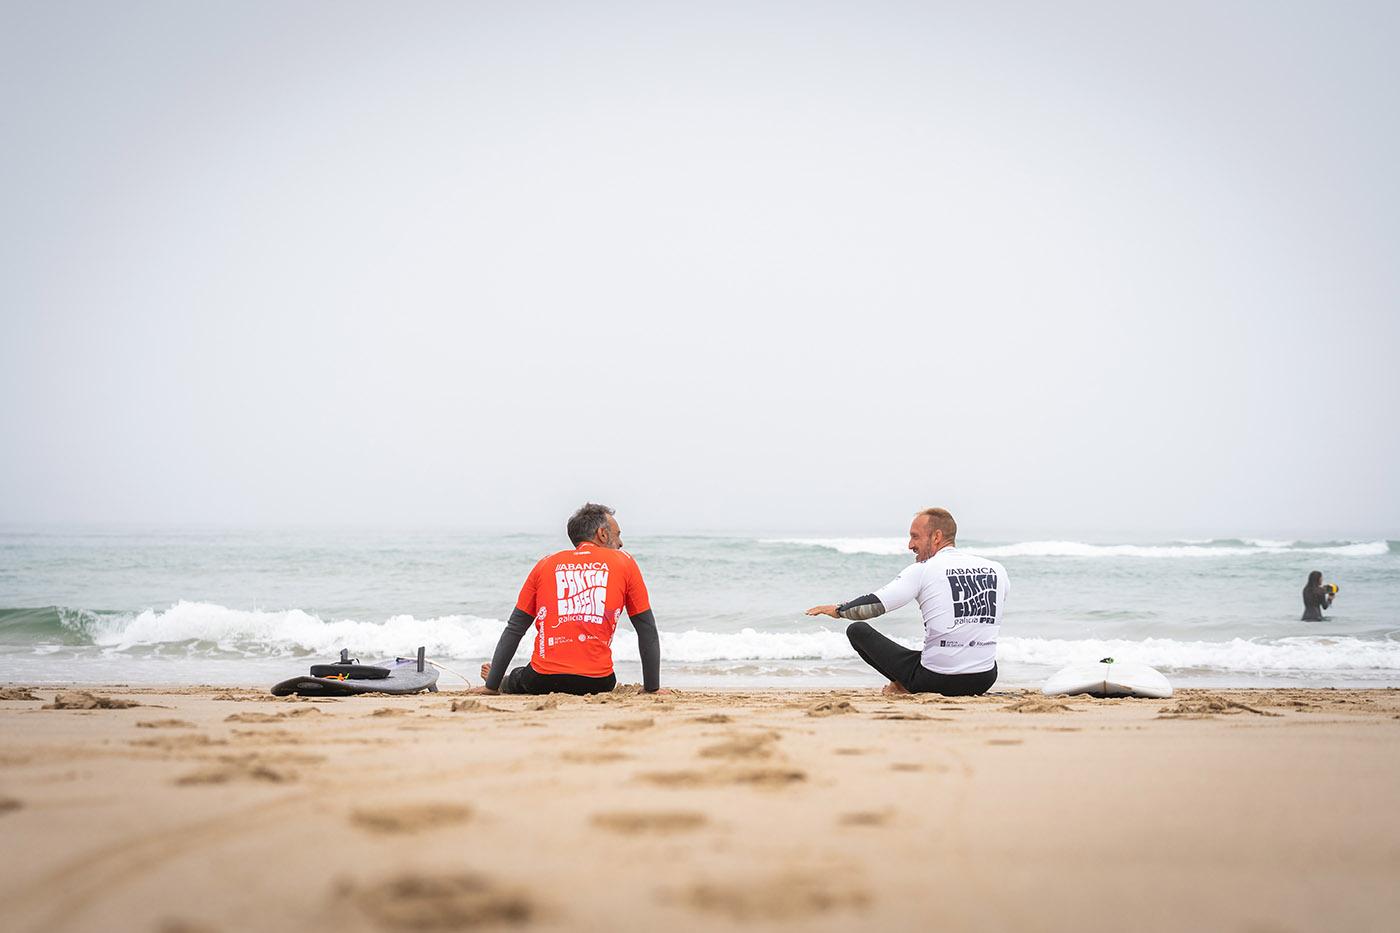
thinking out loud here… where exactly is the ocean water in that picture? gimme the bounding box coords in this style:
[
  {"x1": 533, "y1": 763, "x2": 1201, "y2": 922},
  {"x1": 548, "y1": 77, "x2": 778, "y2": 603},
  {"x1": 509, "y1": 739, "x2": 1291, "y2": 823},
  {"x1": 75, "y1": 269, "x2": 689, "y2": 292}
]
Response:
[{"x1": 2, "y1": 527, "x2": 1397, "y2": 689}]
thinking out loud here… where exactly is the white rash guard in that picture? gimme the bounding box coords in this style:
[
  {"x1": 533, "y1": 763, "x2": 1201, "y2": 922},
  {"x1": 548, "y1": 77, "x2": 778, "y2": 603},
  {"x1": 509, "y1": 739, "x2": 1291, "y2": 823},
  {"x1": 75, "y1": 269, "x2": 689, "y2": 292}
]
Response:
[{"x1": 873, "y1": 546, "x2": 1008, "y2": 675}]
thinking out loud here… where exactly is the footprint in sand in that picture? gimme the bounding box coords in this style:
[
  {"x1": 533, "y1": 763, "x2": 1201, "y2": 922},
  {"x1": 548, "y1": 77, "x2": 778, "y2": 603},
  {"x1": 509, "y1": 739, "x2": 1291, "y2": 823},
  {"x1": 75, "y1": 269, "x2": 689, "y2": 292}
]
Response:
[
  {"x1": 43, "y1": 692, "x2": 141, "y2": 710},
  {"x1": 833, "y1": 747, "x2": 868, "y2": 756},
  {"x1": 807, "y1": 700, "x2": 858, "y2": 717},
  {"x1": 638, "y1": 767, "x2": 806, "y2": 789},
  {"x1": 591, "y1": 811, "x2": 707, "y2": 834},
  {"x1": 600, "y1": 717, "x2": 654, "y2": 731},
  {"x1": 698, "y1": 732, "x2": 781, "y2": 760},
  {"x1": 224, "y1": 708, "x2": 324, "y2": 724},
  {"x1": 156, "y1": 920, "x2": 221, "y2": 933},
  {"x1": 136, "y1": 719, "x2": 196, "y2": 729},
  {"x1": 351, "y1": 803, "x2": 473, "y2": 834},
  {"x1": 230, "y1": 728, "x2": 299, "y2": 744},
  {"x1": 839, "y1": 811, "x2": 891, "y2": 826},
  {"x1": 130, "y1": 734, "x2": 227, "y2": 751},
  {"x1": 560, "y1": 750, "x2": 631, "y2": 763},
  {"x1": 175, "y1": 752, "x2": 314, "y2": 785},
  {"x1": 1157, "y1": 696, "x2": 1281, "y2": 719},
  {"x1": 1002, "y1": 698, "x2": 1076, "y2": 714},
  {"x1": 337, "y1": 872, "x2": 536, "y2": 929},
  {"x1": 987, "y1": 738, "x2": 1023, "y2": 746},
  {"x1": 1, "y1": 797, "x2": 21, "y2": 815},
  {"x1": 674, "y1": 871, "x2": 869, "y2": 921},
  {"x1": 890, "y1": 762, "x2": 924, "y2": 772},
  {"x1": 691, "y1": 714, "x2": 732, "y2": 724}
]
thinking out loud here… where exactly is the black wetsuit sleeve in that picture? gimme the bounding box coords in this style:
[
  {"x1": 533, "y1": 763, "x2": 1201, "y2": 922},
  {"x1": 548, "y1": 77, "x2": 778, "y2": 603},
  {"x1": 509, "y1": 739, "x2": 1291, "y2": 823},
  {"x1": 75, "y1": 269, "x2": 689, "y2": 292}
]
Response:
[
  {"x1": 484, "y1": 608, "x2": 535, "y2": 691},
  {"x1": 630, "y1": 609, "x2": 661, "y2": 692},
  {"x1": 836, "y1": 594, "x2": 886, "y2": 621}
]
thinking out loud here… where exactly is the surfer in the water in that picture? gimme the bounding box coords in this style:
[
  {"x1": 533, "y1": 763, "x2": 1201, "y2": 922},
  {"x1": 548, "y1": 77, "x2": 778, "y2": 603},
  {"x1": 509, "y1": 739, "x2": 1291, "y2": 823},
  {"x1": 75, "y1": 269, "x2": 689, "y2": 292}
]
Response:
[
  {"x1": 471, "y1": 503, "x2": 667, "y2": 695},
  {"x1": 806, "y1": 508, "x2": 1006, "y2": 697},
  {"x1": 1301, "y1": 570, "x2": 1336, "y2": 622}
]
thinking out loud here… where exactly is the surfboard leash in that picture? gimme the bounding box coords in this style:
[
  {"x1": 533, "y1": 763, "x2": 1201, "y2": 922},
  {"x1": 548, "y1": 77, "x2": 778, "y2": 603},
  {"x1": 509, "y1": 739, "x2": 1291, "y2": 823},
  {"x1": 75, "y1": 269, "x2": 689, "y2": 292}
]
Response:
[{"x1": 422, "y1": 658, "x2": 475, "y2": 686}]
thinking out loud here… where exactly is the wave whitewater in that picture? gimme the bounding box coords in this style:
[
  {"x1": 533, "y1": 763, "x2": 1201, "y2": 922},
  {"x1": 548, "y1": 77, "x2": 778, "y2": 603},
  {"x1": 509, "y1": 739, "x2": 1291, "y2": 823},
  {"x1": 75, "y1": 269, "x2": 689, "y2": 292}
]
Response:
[
  {"x1": 765, "y1": 538, "x2": 1396, "y2": 558},
  {"x1": 6, "y1": 601, "x2": 1398, "y2": 674}
]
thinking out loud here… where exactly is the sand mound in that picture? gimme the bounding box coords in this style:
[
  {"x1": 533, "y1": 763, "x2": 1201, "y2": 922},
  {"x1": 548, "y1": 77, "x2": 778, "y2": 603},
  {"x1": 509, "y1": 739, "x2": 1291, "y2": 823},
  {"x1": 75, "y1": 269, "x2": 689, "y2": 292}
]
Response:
[
  {"x1": 0, "y1": 688, "x2": 41, "y2": 701},
  {"x1": 449, "y1": 699, "x2": 503, "y2": 712}
]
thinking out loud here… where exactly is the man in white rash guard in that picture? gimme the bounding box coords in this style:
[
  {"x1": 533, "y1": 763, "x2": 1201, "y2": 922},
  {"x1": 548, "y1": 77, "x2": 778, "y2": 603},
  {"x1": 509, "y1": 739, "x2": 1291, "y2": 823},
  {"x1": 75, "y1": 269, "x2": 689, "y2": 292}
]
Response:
[{"x1": 807, "y1": 507, "x2": 1006, "y2": 696}]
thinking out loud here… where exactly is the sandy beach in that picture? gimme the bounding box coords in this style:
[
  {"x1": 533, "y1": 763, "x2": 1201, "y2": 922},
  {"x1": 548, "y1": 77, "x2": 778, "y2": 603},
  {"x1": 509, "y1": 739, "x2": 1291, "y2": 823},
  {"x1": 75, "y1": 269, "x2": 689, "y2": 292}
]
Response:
[{"x1": 2, "y1": 684, "x2": 1398, "y2": 933}]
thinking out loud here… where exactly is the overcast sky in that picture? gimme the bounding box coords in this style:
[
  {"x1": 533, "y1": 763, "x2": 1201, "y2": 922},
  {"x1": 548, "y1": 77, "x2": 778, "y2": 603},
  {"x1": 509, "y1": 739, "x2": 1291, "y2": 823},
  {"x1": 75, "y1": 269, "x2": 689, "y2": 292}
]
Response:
[{"x1": 2, "y1": 0, "x2": 1396, "y2": 539}]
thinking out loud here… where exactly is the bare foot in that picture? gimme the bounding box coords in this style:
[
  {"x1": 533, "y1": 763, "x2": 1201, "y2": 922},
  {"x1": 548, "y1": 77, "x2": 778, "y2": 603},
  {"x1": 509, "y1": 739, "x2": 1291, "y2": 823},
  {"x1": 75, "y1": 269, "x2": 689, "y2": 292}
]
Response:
[{"x1": 881, "y1": 681, "x2": 912, "y2": 696}]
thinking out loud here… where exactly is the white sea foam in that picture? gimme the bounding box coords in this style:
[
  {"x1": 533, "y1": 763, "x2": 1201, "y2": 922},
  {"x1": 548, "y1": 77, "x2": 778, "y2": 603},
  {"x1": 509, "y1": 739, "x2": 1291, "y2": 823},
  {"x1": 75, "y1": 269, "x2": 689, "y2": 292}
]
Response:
[
  {"x1": 74, "y1": 602, "x2": 888, "y2": 663},
  {"x1": 81, "y1": 601, "x2": 509, "y2": 659},
  {"x1": 768, "y1": 538, "x2": 1391, "y2": 558},
  {"x1": 57, "y1": 602, "x2": 1400, "y2": 673}
]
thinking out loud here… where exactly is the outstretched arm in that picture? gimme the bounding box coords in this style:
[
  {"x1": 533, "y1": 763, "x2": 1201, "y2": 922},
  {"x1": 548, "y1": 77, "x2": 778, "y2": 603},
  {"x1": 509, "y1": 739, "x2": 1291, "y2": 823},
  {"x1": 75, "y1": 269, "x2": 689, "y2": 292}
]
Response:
[
  {"x1": 482, "y1": 608, "x2": 535, "y2": 692},
  {"x1": 807, "y1": 563, "x2": 921, "y2": 621},
  {"x1": 806, "y1": 594, "x2": 887, "y2": 620},
  {"x1": 630, "y1": 609, "x2": 662, "y2": 692}
]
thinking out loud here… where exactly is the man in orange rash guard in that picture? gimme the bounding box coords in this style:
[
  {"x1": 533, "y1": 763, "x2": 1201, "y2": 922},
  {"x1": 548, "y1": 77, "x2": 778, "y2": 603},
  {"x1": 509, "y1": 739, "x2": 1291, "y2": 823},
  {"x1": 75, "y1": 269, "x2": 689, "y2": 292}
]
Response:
[{"x1": 471, "y1": 503, "x2": 666, "y2": 695}]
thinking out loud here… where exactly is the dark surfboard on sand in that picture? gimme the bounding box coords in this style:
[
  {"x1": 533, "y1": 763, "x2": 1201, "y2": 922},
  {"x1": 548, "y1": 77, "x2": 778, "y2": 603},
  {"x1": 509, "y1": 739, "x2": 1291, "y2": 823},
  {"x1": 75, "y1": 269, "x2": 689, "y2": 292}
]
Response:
[{"x1": 271, "y1": 651, "x2": 439, "y2": 697}]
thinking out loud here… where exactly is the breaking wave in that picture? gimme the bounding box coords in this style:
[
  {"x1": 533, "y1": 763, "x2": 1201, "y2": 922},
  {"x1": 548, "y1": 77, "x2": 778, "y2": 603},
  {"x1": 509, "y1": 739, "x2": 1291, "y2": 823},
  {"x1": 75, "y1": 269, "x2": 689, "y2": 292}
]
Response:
[
  {"x1": 766, "y1": 538, "x2": 1396, "y2": 559},
  {"x1": 8, "y1": 602, "x2": 1399, "y2": 674}
]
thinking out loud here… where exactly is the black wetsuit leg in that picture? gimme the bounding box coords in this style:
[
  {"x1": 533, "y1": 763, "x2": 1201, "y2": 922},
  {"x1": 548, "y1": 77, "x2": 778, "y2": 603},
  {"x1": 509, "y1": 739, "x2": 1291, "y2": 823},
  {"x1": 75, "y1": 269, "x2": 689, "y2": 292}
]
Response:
[
  {"x1": 846, "y1": 621, "x2": 925, "y2": 685},
  {"x1": 502, "y1": 664, "x2": 617, "y2": 696},
  {"x1": 845, "y1": 621, "x2": 998, "y2": 697}
]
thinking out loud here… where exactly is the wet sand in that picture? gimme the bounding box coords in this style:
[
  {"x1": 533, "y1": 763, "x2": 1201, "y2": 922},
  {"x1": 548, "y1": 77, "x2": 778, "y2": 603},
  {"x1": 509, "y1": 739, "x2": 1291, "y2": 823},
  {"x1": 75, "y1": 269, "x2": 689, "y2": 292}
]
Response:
[{"x1": 2, "y1": 684, "x2": 1399, "y2": 932}]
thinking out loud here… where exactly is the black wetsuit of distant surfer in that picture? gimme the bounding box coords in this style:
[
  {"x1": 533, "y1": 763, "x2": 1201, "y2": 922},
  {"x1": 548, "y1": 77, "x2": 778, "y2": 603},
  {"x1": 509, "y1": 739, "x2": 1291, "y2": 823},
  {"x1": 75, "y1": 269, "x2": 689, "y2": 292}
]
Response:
[{"x1": 1301, "y1": 576, "x2": 1334, "y2": 622}]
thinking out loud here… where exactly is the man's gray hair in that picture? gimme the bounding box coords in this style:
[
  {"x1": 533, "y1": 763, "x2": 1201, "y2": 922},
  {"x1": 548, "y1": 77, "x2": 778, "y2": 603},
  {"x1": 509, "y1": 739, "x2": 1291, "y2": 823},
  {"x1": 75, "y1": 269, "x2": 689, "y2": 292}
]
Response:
[{"x1": 567, "y1": 502, "x2": 615, "y2": 545}]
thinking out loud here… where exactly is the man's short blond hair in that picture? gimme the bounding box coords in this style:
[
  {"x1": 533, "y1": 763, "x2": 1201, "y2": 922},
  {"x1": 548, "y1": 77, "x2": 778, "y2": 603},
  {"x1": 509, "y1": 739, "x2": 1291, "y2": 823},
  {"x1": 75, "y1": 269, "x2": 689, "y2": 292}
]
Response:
[{"x1": 917, "y1": 507, "x2": 957, "y2": 543}]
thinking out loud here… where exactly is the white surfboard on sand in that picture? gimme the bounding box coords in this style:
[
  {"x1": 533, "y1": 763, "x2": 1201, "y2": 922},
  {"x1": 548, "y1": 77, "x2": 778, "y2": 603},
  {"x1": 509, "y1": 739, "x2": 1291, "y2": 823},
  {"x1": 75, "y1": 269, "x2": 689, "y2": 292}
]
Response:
[{"x1": 1042, "y1": 657, "x2": 1172, "y2": 698}]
